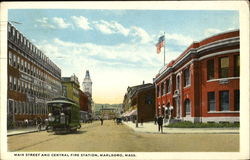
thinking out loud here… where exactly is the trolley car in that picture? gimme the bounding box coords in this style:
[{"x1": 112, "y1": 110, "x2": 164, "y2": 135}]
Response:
[{"x1": 46, "y1": 97, "x2": 81, "y2": 134}]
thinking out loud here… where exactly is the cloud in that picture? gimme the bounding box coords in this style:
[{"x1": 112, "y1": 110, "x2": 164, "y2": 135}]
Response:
[
  {"x1": 129, "y1": 26, "x2": 152, "y2": 44},
  {"x1": 203, "y1": 28, "x2": 222, "y2": 37},
  {"x1": 36, "y1": 38, "x2": 183, "y2": 103},
  {"x1": 35, "y1": 17, "x2": 55, "y2": 29},
  {"x1": 93, "y1": 20, "x2": 129, "y2": 36},
  {"x1": 53, "y1": 17, "x2": 71, "y2": 29},
  {"x1": 165, "y1": 33, "x2": 194, "y2": 46},
  {"x1": 71, "y1": 16, "x2": 92, "y2": 30}
]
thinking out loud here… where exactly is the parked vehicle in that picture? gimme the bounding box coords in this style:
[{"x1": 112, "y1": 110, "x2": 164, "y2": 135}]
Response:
[{"x1": 46, "y1": 96, "x2": 81, "y2": 134}]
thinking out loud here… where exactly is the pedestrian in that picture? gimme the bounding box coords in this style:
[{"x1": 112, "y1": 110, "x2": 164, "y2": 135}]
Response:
[
  {"x1": 157, "y1": 116, "x2": 163, "y2": 133},
  {"x1": 154, "y1": 116, "x2": 157, "y2": 125},
  {"x1": 37, "y1": 117, "x2": 42, "y2": 132},
  {"x1": 100, "y1": 118, "x2": 103, "y2": 125}
]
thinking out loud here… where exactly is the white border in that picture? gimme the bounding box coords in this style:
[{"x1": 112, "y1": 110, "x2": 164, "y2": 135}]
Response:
[{"x1": 1, "y1": 1, "x2": 249, "y2": 160}]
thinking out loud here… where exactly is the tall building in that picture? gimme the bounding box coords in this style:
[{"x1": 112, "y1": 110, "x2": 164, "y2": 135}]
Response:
[
  {"x1": 154, "y1": 30, "x2": 239, "y2": 123},
  {"x1": 7, "y1": 22, "x2": 62, "y2": 128},
  {"x1": 82, "y1": 70, "x2": 92, "y2": 96}
]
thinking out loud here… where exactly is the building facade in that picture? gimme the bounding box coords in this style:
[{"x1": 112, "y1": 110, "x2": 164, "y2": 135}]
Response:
[
  {"x1": 81, "y1": 70, "x2": 93, "y2": 116},
  {"x1": 154, "y1": 30, "x2": 239, "y2": 123},
  {"x1": 79, "y1": 90, "x2": 91, "y2": 122},
  {"x1": 7, "y1": 23, "x2": 62, "y2": 128},
  {"x1": 122, "y1": 83, "x2": 155, "y2": 122},
  {"x1": 62, "y1": 74, "x2": 80, "y2": 104}
]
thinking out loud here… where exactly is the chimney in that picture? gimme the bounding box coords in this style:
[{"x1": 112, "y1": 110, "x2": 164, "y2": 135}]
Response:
[{"x1": 143, "y1": 80, "x2": 145, "y2": 84}]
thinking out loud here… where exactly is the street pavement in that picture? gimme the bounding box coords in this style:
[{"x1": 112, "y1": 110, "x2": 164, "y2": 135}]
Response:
[
  {"x1": 7, "y1": 120, "x2": 239, "y2": 137},
  {"x1": 123, "y1": 121, "x2": 239, "y2": 134},
  {"x1": 8, "y1": 120, "x2": 239, "y2": 152}
]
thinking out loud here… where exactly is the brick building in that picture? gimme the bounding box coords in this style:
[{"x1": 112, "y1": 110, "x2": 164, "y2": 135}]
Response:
[
  {"x1": 7, "y1": 23, "x2": 62, "y2": 128},
  {"x1": 122, "y1": 83, "x2": 155, "y2": 122},
  {"x1": 154, "y1": 30, "x2": 239, "y2": 123}
]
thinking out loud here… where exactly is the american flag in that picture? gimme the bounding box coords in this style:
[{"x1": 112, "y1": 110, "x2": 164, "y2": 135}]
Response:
[{"x1": 155, "y1": 35, "x2": 165, "y2": 54}]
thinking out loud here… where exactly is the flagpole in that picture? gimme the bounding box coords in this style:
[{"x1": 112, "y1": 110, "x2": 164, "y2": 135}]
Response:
[{"x1": 164, "y1": 32, "x2": 166, "y2": 66}]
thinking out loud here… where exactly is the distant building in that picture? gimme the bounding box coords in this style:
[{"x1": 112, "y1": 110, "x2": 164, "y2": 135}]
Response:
[
  {"x1": 100, "y1": 107, "x2": 117, "y2": 120},
  {"x1": 62, "y1": 74, "x2": 80, "y2": 104},
  {"x1": 122, "y1": 83, "x2": 155, "y2": 122},
  {"x1": 154, "y1": 30, "x2": 239, "y2": 123},
  {"x1": 79, "y1": 90, "x2": 91, "y2": 122},
  {"x1": 82, "y1": 70, "x2": 92, "y2": 96},
  {"x1": 81, "y1": 70, "x2": 93, "y2": 116},
  {"x1": 7, "y1": 22, "x2": 62, "y2": 128}
]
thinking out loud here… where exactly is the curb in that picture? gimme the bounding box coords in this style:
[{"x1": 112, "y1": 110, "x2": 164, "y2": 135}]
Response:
[
  {"x1": 123, "y1": 123, "x2": 239, "y2": 134},
  {"x1": 7, "y1": 129, "x2": 46, "y2": 137}
]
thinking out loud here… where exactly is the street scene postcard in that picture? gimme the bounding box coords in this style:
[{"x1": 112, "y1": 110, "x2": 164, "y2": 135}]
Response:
[{"x1": 0, "y1": 1, "x2": 249, "y2": 160}]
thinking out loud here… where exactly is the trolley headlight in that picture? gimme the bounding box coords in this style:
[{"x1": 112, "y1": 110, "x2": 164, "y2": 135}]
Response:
[
  {"x1": 60, "y1": 113, "x2": 65, "y2": 124},
  {"x1": 48, "y1": 113, "x2": 55, "y2": 122}
]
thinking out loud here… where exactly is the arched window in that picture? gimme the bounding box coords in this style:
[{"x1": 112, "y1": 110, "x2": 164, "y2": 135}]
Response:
[{"x1": 185, "y1": 99, "x2": 191, "y2": 116}]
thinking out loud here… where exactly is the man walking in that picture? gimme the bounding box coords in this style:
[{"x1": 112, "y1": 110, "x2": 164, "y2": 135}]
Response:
[
  {"x1": 100, "y1": 118, "x2": 103, "y2": 125},
  {"x1": 157, "y1": 116, "x2": 163, "y2": 133}
]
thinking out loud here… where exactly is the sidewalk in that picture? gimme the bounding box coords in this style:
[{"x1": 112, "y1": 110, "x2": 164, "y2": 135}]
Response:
[
  {"x1": 7, "y1": 126, "x2": 46, "y2": 136},
  {"x1": 123, "y1": 121, "x2": 239, "y2": 134}
]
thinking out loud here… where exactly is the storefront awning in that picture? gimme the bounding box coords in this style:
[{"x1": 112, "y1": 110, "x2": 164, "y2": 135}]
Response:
[{"x1": 127, "y1": 109, "x2": 137, "y2": 116}]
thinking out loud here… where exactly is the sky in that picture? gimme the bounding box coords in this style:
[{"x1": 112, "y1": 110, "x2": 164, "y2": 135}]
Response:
[{"x1": 8, "y1": 9, "x2": 239, "y2": 104}]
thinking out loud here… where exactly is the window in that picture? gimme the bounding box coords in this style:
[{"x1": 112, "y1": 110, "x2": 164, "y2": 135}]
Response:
[
  {"x1": 234, "y1": 90, "x2": 240, "y2": 111},
  {"x1": 207, "y1": 59, "x2": 214, "y2": 80},
  {"x1": 24, "y1": 38, "x2": 26, "y2": 46},
  {"x1": 161, "y1": 83, "x2": 164, "y2": 96},
  {"x1": 184, "y1": 68, "x2": 190, "y2": 86},
  {"x1": 208, "y1": 92, "x2": 216, "y2": 111},
  {"x1": 8, "y1": 24, "x2": 11, "y2": 33},
  {"x1": 166, "y1": 79, "x2": 171, "y2": 93},
  {"x1": 234, "y1": 55, "x2": 240, "y2": 77},
  {"x1": 20, "y1": 35, "x2": 23, "y2": 43},
  {"x1": 21, "y1": 81, "x2": 24, "y2": 93},
  {"x1": 185, "y1": 99, "x2": 191, "y2": 115},
  {"x1": 17, "y1": 32, "x2": 19, "y2": 40},
  {"x1": 13, "y1": 77, "x2": 17, "y2": 90},
  {"x1": 14, "y1": 101, "x2": 17, "y2": 114},
  {"x1": 145, "y1": 94, "x2": 153, "y2": 104},
  {"x1": 220, "y1": 91, "x2": 229, "y2": 111},
  {"x1": 176, "y1": 75, "x2": 180, "y2": 90},
  {"x1": 31, "y1": 65, "x2": 33, "y2": 75},
  {"x1": 8, "y1": 51, "x2": 12, "y2": 66},
  {"x1": 21, "y1": 59, "x2": 24, "y2": 70},
  {"x1": 24, "y1": 61, "x2": 27, "y2": 72},
  {"x1": 12, "y1": 28, "x2": 15, "y2": 36},
  {"x1": 157, "y1": 85, "x2": 160, "y2": 97},
  {"x1": 27, "y1": 63, "x2": 30, "y2": 74},
  {"x1": 17, "y1": 56, "x2": 20, "y2": 68},
  {"x1": 13, "y1": 54, "x2": 16, "y2": 67},
  {"x1": 219, "y1": 57, "x2": 229, "y2": 78},
  {"x1": 8, "y1": 100, "x2": 14, "y2": 115},
  {"x1": 9, "y1": 75, "x2": 13, "y2": 90},
  {"x1": 17, "y1": 79, "x2": 20, "y2": 91}
]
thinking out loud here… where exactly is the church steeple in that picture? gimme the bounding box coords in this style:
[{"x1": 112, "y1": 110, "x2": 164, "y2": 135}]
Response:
[{"x1": 82, "y1": 70, "x2": 92, "y2": 96}]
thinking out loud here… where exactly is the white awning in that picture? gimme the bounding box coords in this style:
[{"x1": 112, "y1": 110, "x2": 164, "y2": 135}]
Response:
[{"x1": 127, "y1": 109, "x2": 137, "y2": 116}]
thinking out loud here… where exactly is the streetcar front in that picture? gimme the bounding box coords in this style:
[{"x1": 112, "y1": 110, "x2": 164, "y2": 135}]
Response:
[{"x1": 46, "y1": 101, "x2": 71, "y2": 133}]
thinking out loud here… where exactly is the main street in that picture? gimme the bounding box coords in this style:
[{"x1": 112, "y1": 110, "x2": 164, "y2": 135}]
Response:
[{"x1": 8, "y1": 120, "x2": 239, "y2": 152}]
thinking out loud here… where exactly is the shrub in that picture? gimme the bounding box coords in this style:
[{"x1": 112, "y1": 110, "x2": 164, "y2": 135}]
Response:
[{"x1": 166, "y1": 121, "x2": 240, "y2": 128}]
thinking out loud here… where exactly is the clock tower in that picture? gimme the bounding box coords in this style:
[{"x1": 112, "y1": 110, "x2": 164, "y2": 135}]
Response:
[{"x1": 82, "y1": 70, "x2": 92, "y2": 96}]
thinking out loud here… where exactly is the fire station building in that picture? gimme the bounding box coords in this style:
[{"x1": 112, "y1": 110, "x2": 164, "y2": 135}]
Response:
[{"x1": 154, "y1": 30, "x2": 239, "y2": 123}]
